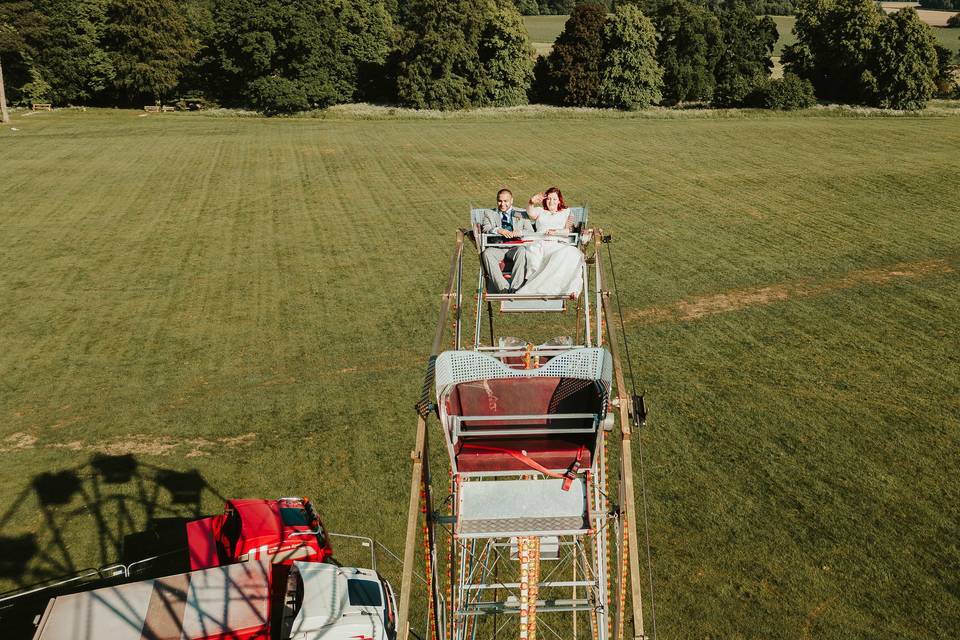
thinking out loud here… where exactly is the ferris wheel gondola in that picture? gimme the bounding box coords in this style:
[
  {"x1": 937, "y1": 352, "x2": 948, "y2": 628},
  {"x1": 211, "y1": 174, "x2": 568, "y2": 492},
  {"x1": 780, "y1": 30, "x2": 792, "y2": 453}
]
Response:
[{"x1": 397, "y1": 209, "x2": 651, "y2": 640}]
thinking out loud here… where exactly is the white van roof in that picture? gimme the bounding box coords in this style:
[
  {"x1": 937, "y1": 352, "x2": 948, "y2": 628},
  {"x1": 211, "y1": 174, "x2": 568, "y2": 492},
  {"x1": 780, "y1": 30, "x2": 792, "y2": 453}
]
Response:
[{"x1": 291, "y1": 561, "x2": 386, "y2": 639}]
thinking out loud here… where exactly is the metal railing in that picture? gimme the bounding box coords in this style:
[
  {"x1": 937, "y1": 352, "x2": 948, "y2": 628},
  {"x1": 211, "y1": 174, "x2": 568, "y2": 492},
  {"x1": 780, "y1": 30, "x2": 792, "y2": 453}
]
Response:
[
  {"x1": 0, "y1": 564, "x2": 125, "y2": 605},
  {"x1": 125, "y1": 549, "x2": 184, "y2": 579},
  {"x1": 453, "y1": 412, "x2": 599, "y2": 439}
]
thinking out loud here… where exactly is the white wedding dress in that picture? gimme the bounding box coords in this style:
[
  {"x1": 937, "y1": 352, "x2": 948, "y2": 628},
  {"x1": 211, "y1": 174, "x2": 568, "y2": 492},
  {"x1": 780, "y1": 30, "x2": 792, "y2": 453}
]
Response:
[{"x1": 515, "y1": 208, "x2": 584, "y2": 297}]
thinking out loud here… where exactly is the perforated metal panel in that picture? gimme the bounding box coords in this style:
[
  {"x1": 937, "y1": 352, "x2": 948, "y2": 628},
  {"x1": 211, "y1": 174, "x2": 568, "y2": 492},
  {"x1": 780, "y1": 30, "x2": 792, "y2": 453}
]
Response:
[
  {"x1": 457, "y1": 477, "x2": 590, "y2": 538},
  {"x1": 435, "y1": 348, "x2": 611, "y2": 398}
]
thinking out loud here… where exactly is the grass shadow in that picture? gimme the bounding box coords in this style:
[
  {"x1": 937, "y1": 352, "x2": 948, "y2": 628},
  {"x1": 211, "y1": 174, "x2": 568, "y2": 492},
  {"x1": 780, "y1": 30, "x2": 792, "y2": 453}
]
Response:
[
  {"x1": 0, "y1": 454, "x2": 228, "y2": 637},
  {"x1": 0, "y1": 452, "x2": 419, "y2": 637}
]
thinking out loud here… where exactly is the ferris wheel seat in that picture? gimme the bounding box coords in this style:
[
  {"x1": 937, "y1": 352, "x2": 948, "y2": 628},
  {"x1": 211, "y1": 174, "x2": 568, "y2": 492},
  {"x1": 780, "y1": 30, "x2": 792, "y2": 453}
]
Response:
[{"x1": 444, "y1": 376, "x2": 601, "y2": 475}]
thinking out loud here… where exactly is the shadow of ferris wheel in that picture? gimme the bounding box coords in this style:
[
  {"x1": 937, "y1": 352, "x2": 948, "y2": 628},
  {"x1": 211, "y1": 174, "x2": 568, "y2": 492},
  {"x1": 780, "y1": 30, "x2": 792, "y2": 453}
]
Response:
[{"x1": 0, "y1": 453, "x2": 228, "y2": 638}]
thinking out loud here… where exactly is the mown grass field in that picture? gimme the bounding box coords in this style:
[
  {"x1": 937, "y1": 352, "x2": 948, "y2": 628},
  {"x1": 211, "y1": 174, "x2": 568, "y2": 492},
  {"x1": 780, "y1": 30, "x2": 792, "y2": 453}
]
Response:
[{"x1": 1, "y1": 106, "x2": 959, "y2": 638}]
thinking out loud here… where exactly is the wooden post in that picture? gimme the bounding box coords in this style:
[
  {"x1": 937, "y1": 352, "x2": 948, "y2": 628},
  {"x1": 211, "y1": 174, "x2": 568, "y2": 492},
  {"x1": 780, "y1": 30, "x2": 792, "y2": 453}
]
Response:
[
  {"x1": 595, "y1": 231, "x2": 647, "y2": 640},
  {"x1": 398, "y1": 231, "x2": 465, "y2": 640},
  {"x1": 398, "y1": 415, "x2": 427, "y2": 640},
  {"x1": 0, "y1": 57, "x2": 10, "y2": 124}
]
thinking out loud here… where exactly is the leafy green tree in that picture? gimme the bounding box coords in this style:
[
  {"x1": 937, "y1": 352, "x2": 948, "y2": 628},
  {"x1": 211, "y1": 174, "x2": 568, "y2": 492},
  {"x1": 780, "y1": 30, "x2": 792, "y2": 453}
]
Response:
[
  {"x1": 865, "y1": 8, "x2": 938, "y2": 109},
  {"x1": 539, "y1": 0, "x2": 576, "y2": 13},
  {"x1": 0, "y1": 0, "x2": 52, "y2": 107},
  {"x1": 932, "y1": 43, "x2": 957, "y2": 96},
  {"x1": 206, "y1": 0, "x2": 305, "y2": 108},
  {"x1": 781, "y1": 0, "x2": 882, "y2": 104},
  {"x1": 638, "y1": 0, "x2": 797, "y2": 14},
  {"x1": 336, "y1": 0, "x2": 394, "y2": 102},
  {"x1": 513, "y1": 0, "x2": 540, "y2": 13},
  {"x1": 0, "y1": 1, "x2": 43, "y2": 104},
  {"x1": 477, "y1": 4, "x2": 535, "y2": 106},
  {"x1": 246, "y1": 75, "x2": 309, "y2": 114},
  {"x1": 598, "y1": 3, "x2": 662, "y2": 109},
  {"x1": 394, "y1": 0, "x2": 487, "y2": 109},
  {"x1": 19, "y1": 66, "x2": 52, "y2": 102},
  {"x1": 533, "y1": 1, "x2": 607, "y2": 106},
  {"x1": 784, "y1": 0, "x2": 940, "y2": 108},
  {"x1": 29, "y1": 0, "x2": 114, "y2": 104},
  {"x1": 712, "y1": 0, "x2": 777, "y2": 107},
  {"x1": 653, "y1": 0, "x2": 722, "y2": 103},
  {"x1": 175, "y1": 0, "x2": 214, "y2": 97},
  {"x1": 752, "y1": 72, "x2": 816, "y2": 109},
  {"x1": 104, "y1": 0, "x2": 198, "y2": 104},
  {"x1": 394, "y1": 0, "x2": 532, "y2": 109},
  {"x1": 753, "y1": 0, "x2": 795, "y2": 13},
  {"x1": 205, "y1": 0, "x2": 391, "y2": 113}
]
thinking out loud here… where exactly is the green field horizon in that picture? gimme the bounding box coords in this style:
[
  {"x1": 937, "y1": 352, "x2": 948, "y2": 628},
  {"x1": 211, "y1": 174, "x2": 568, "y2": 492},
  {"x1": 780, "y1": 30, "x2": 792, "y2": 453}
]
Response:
[{"x1": 1, "y1": 107, "x2": 959, "y2": 638}]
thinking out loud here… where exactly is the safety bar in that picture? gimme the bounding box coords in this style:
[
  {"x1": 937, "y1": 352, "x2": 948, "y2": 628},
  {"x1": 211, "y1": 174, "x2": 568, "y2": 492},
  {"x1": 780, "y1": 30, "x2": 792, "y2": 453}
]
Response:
[
  {"x1": 453, "y1": 413, "x2": 598, "y2": 439},
  {"x1": 482, "y1": 233, "x2": 579, "y2": 245},
  {"x1": 484, "y1": 292, "x2": 575, "y2": 301},
  {"x1": 475, "y1": 345, "x2": 585, "y2": 354}
]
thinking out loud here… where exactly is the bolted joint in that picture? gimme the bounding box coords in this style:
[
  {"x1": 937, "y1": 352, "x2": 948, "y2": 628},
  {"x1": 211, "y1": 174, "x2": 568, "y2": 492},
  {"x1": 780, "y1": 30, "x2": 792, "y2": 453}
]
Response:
[{"x1": 630, "y1": 394, "x2": 647, "y2": 429}]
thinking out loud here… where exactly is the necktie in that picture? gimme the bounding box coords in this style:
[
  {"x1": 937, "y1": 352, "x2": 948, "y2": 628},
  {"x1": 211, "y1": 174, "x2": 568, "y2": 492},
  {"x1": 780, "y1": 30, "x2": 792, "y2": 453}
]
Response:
[{"x1": 501, "y1": 210, "x2": 513, "y2": 232}]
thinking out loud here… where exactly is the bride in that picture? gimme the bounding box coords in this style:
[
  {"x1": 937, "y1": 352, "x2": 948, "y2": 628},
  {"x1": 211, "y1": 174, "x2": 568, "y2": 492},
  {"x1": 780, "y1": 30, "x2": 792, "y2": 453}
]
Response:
[{"x1": 515, "y1": 187, "x2": 584, "y2": 297}]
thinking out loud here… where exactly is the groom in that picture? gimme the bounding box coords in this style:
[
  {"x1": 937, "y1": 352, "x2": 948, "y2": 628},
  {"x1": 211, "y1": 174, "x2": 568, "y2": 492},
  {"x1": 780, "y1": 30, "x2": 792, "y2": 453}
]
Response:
[{"x1": 481, "y1": 189, "x2": 535, "y2": 293}]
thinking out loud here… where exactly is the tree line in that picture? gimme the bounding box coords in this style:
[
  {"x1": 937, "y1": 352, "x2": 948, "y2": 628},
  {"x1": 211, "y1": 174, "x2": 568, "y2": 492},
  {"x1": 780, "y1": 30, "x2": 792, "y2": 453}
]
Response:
[
  {"x1": 513, "y1": 0, "x2": 797, "y2": 17},
  {"x1": 918, "y1": 0, "x2": 958, "y2": 10},
  {"x1": 783, "y1": 0, "x2": 957, "y2": 108},
  {"x1": 0, "y1": 0, "x2": 956, "y2": 114}
]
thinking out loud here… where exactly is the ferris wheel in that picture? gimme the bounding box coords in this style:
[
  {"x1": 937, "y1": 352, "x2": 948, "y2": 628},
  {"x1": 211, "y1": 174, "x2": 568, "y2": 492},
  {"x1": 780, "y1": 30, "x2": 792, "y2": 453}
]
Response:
[{"x1": 396, "y1": 207, "x2": 652, "y2": 640}]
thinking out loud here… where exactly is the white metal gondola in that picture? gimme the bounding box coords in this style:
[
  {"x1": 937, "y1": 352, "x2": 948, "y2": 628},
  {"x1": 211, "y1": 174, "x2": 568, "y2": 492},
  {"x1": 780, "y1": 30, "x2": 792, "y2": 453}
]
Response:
[{"x1": 397, "y1": 211, "x2": 649, "y2": 640}]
